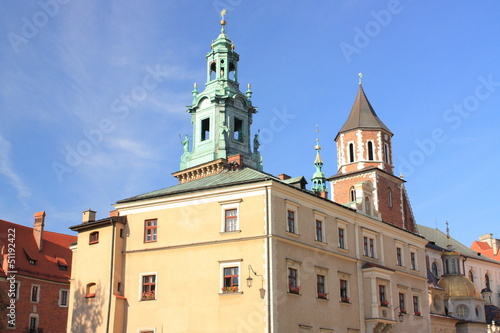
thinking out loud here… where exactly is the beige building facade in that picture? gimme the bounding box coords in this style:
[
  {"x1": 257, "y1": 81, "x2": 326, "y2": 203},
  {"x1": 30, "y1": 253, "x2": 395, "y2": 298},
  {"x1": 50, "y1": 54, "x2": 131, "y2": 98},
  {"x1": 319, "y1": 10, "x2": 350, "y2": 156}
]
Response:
[{"x1": 67, "y1": 12, "x2": 432, "y2": 333}]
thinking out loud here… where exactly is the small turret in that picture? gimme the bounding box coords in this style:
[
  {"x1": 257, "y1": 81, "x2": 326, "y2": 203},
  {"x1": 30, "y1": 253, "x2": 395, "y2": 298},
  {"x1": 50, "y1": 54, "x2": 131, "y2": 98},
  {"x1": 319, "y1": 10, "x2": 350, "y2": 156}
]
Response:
[{"x1": 311, "y1": 128, "x2": 328, "y2": 198}]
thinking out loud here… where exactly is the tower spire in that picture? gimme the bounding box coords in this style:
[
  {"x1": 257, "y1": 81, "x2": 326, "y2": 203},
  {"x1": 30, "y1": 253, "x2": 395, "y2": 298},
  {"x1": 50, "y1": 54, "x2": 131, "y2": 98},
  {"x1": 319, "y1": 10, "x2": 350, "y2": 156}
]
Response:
[
  {"x1": 311, "y1": 126, "x2": 328, "y2": 198},
  {"x1": 220, "y1": 9, "x2": 227, "y2": 33}
]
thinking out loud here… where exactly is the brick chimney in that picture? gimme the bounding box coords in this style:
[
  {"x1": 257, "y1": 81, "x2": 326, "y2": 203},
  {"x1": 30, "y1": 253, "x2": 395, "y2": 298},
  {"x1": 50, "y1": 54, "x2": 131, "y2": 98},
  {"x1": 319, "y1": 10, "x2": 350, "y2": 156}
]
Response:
[
  {"x1": 227, "y1": 154, "x2": 243, "y2": 170},
  {"x1": 82, "y1": 209, "x2": 96, "y2": 223},
  {"x1": 278, "y1": 174, "x2": 291, "y2": 180},
  {"x1": 33, "y1": 211, "x2": 45, "y2": 252}
]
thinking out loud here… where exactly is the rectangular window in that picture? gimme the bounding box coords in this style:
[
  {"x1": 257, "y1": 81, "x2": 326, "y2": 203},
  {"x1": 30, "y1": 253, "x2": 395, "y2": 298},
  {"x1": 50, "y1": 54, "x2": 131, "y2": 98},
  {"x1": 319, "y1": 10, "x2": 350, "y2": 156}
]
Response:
[
  {"x1": 59, "y1": 289, "x2": 69, "y2": 307},
  {"x1": 287, "y1": 210, "x2": 295, "y2": 233},
  {"x1": 410, "y1": 252, "x2": 416, "y2": 270},
  {"x1": 379, "y1": 285, "x2": 387, "y2": 306},
  {"x1": 315, "y1": 220, "x2": 323, "y2": 242},
  {"x1": 338, "y1": 227, "x2": 345, "y2": 249},
  {"x1": 201, "y1": 118, "x2": 210, "y2": 141},
  {"x1": 89, "y1": 231, "x2": 99, "y2": 244},
  {"x1": 141, "y1": 275, "x2": 156, "y2": 300},
  {"x1": 29, "y1": 316, "x2": 37, "y2": 330},
  {"x1": 340, "y1": 279, "x2": 349, "y2": 302},
  {"x1": 222, "y1": 267, "x2": 239, "y2": 292},
  {"x1": 413, "y1": 295, "x2": 420, "y2": 315},
  {"x1": 288, "y1": 268, "x2": 299, "y2": 294},
  {"x1": 399, "y1": 293, "x2": 406, "y2": 313},
  {"x1": 144, "y1": 219, "x2": 157, "y2": 243},
  {"x1": 396, "y1": 247, "x2": 403, "y2": 266},
  {"x1": 31, "y1": 285, "x2": 40, "y2": 303},
  {"x1": 363, "y1": 237, "x2": 368, "y2": 256},
  {"x1": 224, "y1": 209, "x2": 238, "y2": 232},
  {"x1": 369, "y1": 238, "x2": 374, "y2": 258},
  {"x1": 364, "y1": 236, "x2": 375, "y2": 257},
  {"x1": 317, "y1": 275, "x2": 326, "y2": 299},
  {"x1": 234, "y1": 118, "x2": 243, "y2": 141}
]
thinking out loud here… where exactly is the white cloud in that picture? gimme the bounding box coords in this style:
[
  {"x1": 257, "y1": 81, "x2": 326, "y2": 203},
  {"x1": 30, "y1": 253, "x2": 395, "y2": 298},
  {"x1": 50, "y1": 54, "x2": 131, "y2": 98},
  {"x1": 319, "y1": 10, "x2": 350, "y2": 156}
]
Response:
[{"x1": 0, "y1": 135, "x2": 31, "y2": 202}]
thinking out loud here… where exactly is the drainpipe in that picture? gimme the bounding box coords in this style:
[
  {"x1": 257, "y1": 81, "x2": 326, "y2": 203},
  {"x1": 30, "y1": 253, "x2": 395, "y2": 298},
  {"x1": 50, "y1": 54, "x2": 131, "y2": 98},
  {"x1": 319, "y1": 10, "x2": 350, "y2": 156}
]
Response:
[
  {"x1": 106, "y1": 220, "x2": 116, "y2": 333},
  {"x1": 265, "y1": 185, "x2": 272, "y2": 333}
]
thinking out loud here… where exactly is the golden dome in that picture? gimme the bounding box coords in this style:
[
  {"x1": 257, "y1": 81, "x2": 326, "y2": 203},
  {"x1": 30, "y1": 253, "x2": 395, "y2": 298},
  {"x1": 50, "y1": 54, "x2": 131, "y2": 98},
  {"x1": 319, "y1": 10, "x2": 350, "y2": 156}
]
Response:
[{"x1": 438, "y1": 275, "x2": 481, "y2": 298}]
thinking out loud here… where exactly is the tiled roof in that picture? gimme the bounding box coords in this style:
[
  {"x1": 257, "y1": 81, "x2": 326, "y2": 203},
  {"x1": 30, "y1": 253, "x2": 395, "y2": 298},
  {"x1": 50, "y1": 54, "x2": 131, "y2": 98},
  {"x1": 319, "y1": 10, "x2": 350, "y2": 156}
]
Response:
[
  {"x1": 0, "y1": 219, "x2": 76, "y2": 283},
  {"x1": 336, "y1": 85, "x2": 392, "y2": 138},
  {"x1": 471, "y1": 241, "x2": 500, "y2": 261},
  {"x1": 117, "y1": 167, "x2": 277, "y2": 203},
  {"x1": 418, "y1": 224, "x2": 500, "y2": 265}
]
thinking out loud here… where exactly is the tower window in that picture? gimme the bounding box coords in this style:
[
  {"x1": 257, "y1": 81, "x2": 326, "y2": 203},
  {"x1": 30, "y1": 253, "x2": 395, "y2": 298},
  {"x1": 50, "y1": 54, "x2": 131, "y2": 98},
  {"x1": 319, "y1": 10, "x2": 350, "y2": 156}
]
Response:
[
  {"x1": 229, "y1": 62, "x2": 236, "y2": 80},
  {"x1": 349, "y1": 143, "x2": 355, "y2": 163},
  {"x1": 364, "y1": 196, "x2": 371, "y2": 215},
  {"x1": 384, "y1": 143, "x2": 390, "y2": 164},
  {"x1": 432, "y1": 262, "x2": 439, "y2": 277},
  {"x1": 234, "y1": 118, "x2": 243, "y2": 141},
  {"x1": 201, "y1": 118, "x2": 210, "y2": 141},
  {"x1": 349, "y1": 187, "x2": 356, "y2": 202},
  {"x1": 469, "y1": 270, "x2": 474, "y2": 282},
  {"x1": 210, "y1": 62, "x2": 216, "y2": 81},
  {"x1": 367, "y1": 141, "x2": 374, "y2": 161},
  {"x1": 485, "y1": 274, "x2": 491, "y2": 290}
]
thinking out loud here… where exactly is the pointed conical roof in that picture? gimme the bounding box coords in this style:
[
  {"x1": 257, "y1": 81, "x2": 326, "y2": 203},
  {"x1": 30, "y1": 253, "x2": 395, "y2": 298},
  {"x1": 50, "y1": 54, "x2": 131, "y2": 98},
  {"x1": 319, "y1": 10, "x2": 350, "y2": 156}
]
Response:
[{"x1": 336, "y1": 85, "x2": 392, "y2": 139}]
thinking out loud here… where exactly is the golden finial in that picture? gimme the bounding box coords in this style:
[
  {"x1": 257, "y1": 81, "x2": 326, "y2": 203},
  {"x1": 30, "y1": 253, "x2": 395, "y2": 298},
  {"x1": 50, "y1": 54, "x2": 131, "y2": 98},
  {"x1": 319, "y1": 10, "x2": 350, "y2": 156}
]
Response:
[
  {"x1": 220, "y1": 9, "x2": 227, "y2": 26},
  {"x1": 358, "y1": 73, "x2": 363, "y2": 85},
  {"x1": 315, "y1": 125, "x2": 321, "y2": 150},
  {"x1": 194, "y1": 82, "x2": 197, "y2": 89},
  {"x1": 247, "y1": 83, "x2": 251, "y2": 90}
]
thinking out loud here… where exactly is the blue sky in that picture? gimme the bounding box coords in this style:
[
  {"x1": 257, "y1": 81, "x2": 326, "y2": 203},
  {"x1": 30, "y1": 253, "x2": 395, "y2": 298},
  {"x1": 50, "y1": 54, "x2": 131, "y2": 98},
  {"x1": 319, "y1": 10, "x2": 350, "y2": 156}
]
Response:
[{"x1": 1, "y1": 1, "x2": 499, "y2": 248}]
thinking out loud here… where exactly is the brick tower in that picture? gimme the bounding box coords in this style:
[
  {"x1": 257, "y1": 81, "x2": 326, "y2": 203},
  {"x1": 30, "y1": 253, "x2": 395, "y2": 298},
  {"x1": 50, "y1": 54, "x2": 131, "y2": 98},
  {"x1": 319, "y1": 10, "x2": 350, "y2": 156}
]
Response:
[{"x1": 328, "y1": 77, "x2": 417, "y2": 232}]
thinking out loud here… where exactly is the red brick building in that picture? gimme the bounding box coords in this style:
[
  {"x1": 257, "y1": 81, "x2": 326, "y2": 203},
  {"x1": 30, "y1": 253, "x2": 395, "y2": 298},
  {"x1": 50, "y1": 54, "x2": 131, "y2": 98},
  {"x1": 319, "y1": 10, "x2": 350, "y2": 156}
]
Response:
[
  {"x1": 0, "y1": 212, "x2": 76, "y2": 332},
  {"x1": 328, "y1": 82, "x2": 417, "y2": 232}
]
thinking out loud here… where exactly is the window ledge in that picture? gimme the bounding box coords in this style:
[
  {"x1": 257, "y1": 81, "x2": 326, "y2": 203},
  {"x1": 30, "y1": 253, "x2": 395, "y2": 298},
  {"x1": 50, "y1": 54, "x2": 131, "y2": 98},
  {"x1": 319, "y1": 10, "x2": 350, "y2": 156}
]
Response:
[
  {"x1": 340, "y1": 301, "x2": 351, "y2": 305},
  {"x1": 317, "y1": 297, "x2": 329, "y2": 301},
  {"x1": 337, "y1": 247, "x2": 349, "y2": 253},
  {"x1": 220, "y1": 230, "x2": 242, "y2": 235},
  {"x1": 140, "y1": 298, "x2": 157, "y2": 301},
  {"x1": 315, "y1": 240, "x2": 327, "y2": 246},
  {"x1": 287, "y1": 292, "x2": 301, "y2": 296},
  {"x1": 286, "y1": 231, "x2": 300, "y2": 238},
  {"x1": 218, "y1": 292, "x2": 243, "y2": 296}
]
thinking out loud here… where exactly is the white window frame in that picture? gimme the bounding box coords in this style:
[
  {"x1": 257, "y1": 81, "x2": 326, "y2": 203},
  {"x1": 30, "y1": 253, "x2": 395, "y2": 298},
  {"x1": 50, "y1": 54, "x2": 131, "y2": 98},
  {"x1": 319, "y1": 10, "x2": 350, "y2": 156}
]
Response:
[
  {"x1": 362, "y1": 229, "x2": 378, "y2": 259},
  {"x1": 219, "y1": 199, "x2": 242, "y2": 233},
  {"x1": 139, "y1": 272, "x2": 158, "y2": 301},
  {"x1": 286, "y1": 258, "x2": 301, "y2": 294},
  {"x1": 409, "y1": 246, "x2": 418, "y2": 271},
  {"x1": 30, "y1": 284, "x2": 40, "y2": 303},
  {"x1": 285, "y1": 200, "x2": 299, "y2": 235},
  {"x1": 395, "y1": 241, "x2": 406, "y2": 267},
  {"x1": 59, "y1": 288, "x2": 69, "y2": 307},
  {"x1": 315, "y1": 266, "x2": 329, "y2": 299},
  {"x1": 219, "y1": 259, "x2": 242, "y2": 294},
  {"x1": 338, "y1": 271, "x2": 351, "y2": 303},
  {"x1": 336, "y1": 219, "x2": 348, "y2": 250},
  {"x1": 314, "y1": 210, "x2": 326, "y2": 243},
  {"x1": 9, "y1": 281, "x2": 20, "y2": 300},
  {"x1": 28, "y1": 314, "x2": 39, "y2": 331}
]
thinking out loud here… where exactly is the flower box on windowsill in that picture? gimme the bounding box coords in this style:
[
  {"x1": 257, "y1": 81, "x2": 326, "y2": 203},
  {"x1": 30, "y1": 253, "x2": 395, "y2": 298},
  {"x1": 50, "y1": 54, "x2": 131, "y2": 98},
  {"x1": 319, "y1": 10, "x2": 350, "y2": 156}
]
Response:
[
  {"x1": 341, "y1": 297, "x2": 350, "y2": 303},
  {"x1": 288, "y1": 286, "x2": 301, "y2": 295},
  {"x1": 380, "y1": 300, "x2": 389, "y2": 307},
  {"x1": 400, "y1": 309, "x2": 407, "y2": 314},
  {"x1": 221, "y1": 286, "x2": 239, "y2": 293},
  {"x1": 317, "y1": 292, "x2": 328, "y2": 300},
  {"x1": 141, "y1": 291, "x2": 156, "y2": 300},
  {"x1": 414, "y1": 311, "x2": 421, "y2": 316}
]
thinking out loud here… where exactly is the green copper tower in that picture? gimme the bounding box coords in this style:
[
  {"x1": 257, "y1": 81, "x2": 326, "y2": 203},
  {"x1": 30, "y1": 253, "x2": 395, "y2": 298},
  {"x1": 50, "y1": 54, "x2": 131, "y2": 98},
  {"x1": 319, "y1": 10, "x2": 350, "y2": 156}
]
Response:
[
  {"x1": 311, "y1": 137, "x2": 328, "y2": 197},
  {"x1": 180, "y1": 10, "x2": 262, "y2": 171}
]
